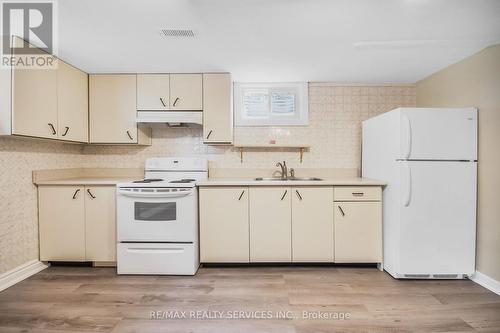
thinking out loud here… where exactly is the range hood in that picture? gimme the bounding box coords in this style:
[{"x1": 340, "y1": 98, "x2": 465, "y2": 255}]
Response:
[{"x1": 136, "y1": 111, "x2": 203, "y2": 126}]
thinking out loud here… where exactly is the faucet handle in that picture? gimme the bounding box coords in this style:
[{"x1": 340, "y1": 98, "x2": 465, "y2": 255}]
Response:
[{"x1": 290, "y1": 168, "x2": 295, "y2": 178}]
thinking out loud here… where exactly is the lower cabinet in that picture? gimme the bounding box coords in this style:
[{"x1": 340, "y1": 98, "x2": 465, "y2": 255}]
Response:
[
  {"x1": 199, "y1": 187, "x2": 249, "y2": 262},
  {"x1": 292, "y1": 187, "x2": 334, "y2": 262},
  {"x1": 39, "y1": 185, "x2": 116, "y2": 262},
  {"x1": 249, "y1": 187, "x2": 291, "y2": 262},
  {"x1": 334, "y1": 187, "x2": 382, "y2": 263},
  {"x1": 198, "y1": 185, "x2": 383, "y2": 264}
]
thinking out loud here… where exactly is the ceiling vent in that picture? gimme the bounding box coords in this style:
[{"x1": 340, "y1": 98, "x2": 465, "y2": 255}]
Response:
[{"x1": 160, "y1": 29, "x2": 195, "y2": 38}]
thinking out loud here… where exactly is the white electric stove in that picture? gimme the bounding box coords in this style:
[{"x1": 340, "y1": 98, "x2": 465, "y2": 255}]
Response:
[{"x1": 116, "y1": 157, "x2": 208, "y2": 275}]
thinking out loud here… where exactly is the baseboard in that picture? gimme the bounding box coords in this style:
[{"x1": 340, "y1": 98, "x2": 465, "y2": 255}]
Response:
[
  {"x1": 0, "y1": 260, "x2": 49, "y2": 292},
  {"x1": 470, "y1": 271, "x2": 500, "y2": 296}
]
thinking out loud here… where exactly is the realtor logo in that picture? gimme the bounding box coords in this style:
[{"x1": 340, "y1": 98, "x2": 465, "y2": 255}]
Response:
[{"x1": 1, "y1": 0, "x2": 57, "y2": 68}]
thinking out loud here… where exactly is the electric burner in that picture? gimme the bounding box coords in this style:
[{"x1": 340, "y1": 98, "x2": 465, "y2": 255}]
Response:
[
  {"x1": 169, "y1": 178, "x2": 196, "y2": 184},
  {"x1": 132, "y1": 178, "x2": 163, "y2": 183}
]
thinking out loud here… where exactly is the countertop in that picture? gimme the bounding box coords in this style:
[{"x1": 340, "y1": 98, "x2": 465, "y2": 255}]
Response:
[
  {"x1": 196, "y1": 178, "x2": 386, "y2": 186},
  {"x1": 34, "y1": 177, "x2": 136, "y2": 185}
]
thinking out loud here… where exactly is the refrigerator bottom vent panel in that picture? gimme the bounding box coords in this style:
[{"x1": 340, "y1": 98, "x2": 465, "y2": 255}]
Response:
[
  {"x1": 404, "y1": 274, "x2": 431, "y2": 278},
  {"x1": 403, "y1": 274, "x2": 462, "y2": 279}
]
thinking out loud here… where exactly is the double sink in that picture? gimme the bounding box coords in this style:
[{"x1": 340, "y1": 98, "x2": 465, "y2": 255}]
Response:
[{"x1": 254, "y1": 177, "x2": 323, "y2": 181}]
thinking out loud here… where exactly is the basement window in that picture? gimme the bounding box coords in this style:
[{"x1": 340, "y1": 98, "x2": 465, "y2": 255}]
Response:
[{"x1": 234, "y1": 82, "x2": 308, "y2": 126}]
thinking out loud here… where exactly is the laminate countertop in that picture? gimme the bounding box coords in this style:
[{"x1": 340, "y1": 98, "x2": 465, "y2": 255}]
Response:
[
  {"x1": 197, "y1": 178, "x2": 386, "y2": 187},
  {"x1": 34, "y1": 177, "x2": 136, "y2": 186}
]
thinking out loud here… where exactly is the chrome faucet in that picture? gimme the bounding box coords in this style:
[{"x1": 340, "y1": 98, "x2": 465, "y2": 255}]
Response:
[{"x1": 276, "y1": 161, "x2": 288, "y2": 180}]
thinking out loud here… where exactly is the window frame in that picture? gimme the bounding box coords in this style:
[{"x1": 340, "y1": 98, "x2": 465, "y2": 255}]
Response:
[{"x1": 234, "y1": 82, "x2": 309, "y2": 126}]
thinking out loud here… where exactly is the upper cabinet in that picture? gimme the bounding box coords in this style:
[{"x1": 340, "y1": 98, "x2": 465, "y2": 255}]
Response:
[
  {"x1": 11, "y1": 36, "x2": 58, "y2": 139},
  {"x1": 57, "y1": 61, "x2": 88, "y2": 142},
  {"x1": 169, "y1": 74, "x2": 202, "y2": 110},
  {"x1": 89, "y1": 74, "x2": 151, "y2": 145},
  {"x1": 137, "y1": 74, "x2": 170, "y2": 111},
  {"x1": 203, "y1": 73, "x2": 233, "y2": 144}
]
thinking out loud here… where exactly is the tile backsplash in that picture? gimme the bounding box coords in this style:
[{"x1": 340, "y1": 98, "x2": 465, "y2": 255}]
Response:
[
  {"x1": 0, "y1": 82, "x2": 415, "y2": 274},
  {"x1": 82, "y1": 83, "x2": 416, "y2": 170}
]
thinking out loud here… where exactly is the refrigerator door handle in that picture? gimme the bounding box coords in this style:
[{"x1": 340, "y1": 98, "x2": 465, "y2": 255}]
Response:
[
  {"x1": 404, "y1": 162, "x2": 412, "y2": 207},
  {"x1": 403, "y1": 114, "x2": 412, "y2": 159}
]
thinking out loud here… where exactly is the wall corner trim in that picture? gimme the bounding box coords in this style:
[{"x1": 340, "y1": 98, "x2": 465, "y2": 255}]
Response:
[
  {"x1": 0, "y1": 260, "x2": 49, "y2": 292},
  {"x1": 470, "y1": 271, "x2": 500, "y2": 296}
]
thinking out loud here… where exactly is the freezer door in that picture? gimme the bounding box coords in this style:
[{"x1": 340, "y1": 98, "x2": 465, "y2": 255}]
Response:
[
  {"x1": 398, "y1": 161, "x2": 476, "y2": 276},
  {"x1": 399, "y1": 108, "x2": 477, "y2": 160}
]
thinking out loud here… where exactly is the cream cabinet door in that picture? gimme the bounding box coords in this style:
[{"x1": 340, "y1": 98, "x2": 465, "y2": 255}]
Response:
[
  {"x1": 89, "y1": 75, "x2": 137, "y2": 143},
  {"x1": 203, "y1": 73, "x2": 233, "y2": 144},
  {"x1": 84, "y1": 186, "x2": 116, "y2": 261},
  {"x1": 249, "y1": 187, "x2": 291, "y2": 262},
  {"x1": 169, "y1": 74, "x2": 202, "y2": 110},
  {"x1": 11, "y1": 48, "x2": 58, "y2": 138},
  {"x1": 57, "y1": 61, "x2": 88, "y2": 142},
  {"x1": 39, "y1": 186, "x2": 85, "y2": 261},
  {"x1": 292, "y1": 187, "x2": 334, "y2": 262},
  {"x1": 199, "y1": 187, "x2": 249, "y2": 262},
  {"x1": 334, "y1": 201, "x2": 382, "y2": 263},
  {"x1": 137, "y1": 74, "x2": 170, "y2": 110}
]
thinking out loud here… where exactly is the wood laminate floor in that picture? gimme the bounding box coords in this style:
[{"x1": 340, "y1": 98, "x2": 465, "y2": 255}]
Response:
[{"x1": 0, "y1": 266, "x2": 499, "y2": 333}]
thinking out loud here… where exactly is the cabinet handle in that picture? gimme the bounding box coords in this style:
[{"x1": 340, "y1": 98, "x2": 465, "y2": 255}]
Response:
[
  {"x1": 87, "y1": 189, "x2": 96, "y2": 199},
  {"x1": 338, "y1": 205, "x2": 345, "y2": 217},
  {"x1": 72, "y1": 189, "x2": 80, "y2": 199},
  {"x1": 61, "y1": 126, "x2": 69, "y2": 136},
  {"x1": 295, "y1": 190, "x2": 302, "y2": 200},
  {"x1": 238, "y1": 190, "x2": 245, "y2": 200},
  {"x1": 280, "y1": 190, "x2": 288, "y2": 201},
  {"x1": 48, "y1": 123, "x2": 56, "y2": 135},
  {"x1": 352, "y1": 192, "x2": 364, "y2": 197},
  {"x1": 126, "y1": 130, "x2": 134, "y2": 140},
  {"x1": 173, "y1": 97, "x2": 180, "y2": 107},
  {"x1": 206, "y1": 130, "x2": 213, "y2": 139},
  {"x1": 159, "y1": 97, "x2": 166, "y2": 107}
]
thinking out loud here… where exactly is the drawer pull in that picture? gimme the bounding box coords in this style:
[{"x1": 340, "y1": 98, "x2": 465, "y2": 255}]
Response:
[
  {"x1": 338, "y1": 205, "x2": 345, "y2": 216},
  {"x1": 126, "y1": 130, "x2": 134, "y2": 140},
  {"x1": 62, "y1": 126, "x2": 69, "y2": 136},
  {"x1": 72, "y1": 189, "x2": 80, "y2": 199},
  {"x1": 206, "y1": 130, "x2": 213, "y2": 139},
  {"x1": 352, "y1": 192, "x2": 364, "y2": 197},
  {"x1": 48, "y1": 123, "x2": 56, "y2": 135},
  {"x1": 238, "y1": 190, "x2": 245, "y2": 200},
  {"x1": 173, "y1": 97, "x2": 180, "y2": 107},
  {"x1": 280, "y1": 190, "x2": 288, "y2": 201}
]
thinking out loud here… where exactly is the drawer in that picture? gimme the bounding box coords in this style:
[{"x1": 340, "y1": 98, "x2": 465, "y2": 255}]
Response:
[
  {"x1": 117, "y1": 243, "x2": 198, "y2": 275},
  {"x1": 334, "y1": 186, "x2": 381, "y2": 201}
]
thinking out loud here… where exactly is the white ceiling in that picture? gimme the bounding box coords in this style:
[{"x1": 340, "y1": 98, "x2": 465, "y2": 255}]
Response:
[{"x1": 57, "y1": 0, "x2": 500, "y2": 83}]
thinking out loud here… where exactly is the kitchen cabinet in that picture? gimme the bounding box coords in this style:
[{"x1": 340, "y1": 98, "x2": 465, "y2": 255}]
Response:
[
  {"x1": 169, "y1": 74, "x2": 202, "y2": 110},
  {"x1": 203, "y1": 73, "x2": 233, "y2": 144},
  {"x1": 39, "y1": 185, "x2": 117, "y2": 262},
  {"x1": 334, "y1": 187, "x2": 382, "y2": 263},
  {"x1": 39, "y1": 186, "x2": 86, "y2": 261},
  {"x1": 85, "y1": 187, "x2": 116, "y2": 261},
  {"x1": 89, "y1": 74, "x2": 151, "y2": 144},
  {"x1": 199, "y1": 187, "x2": 249, "y2": 262},
  {"x1": 249, "y1": 187, "x2": 291, "y2": 262},
  {"x1": 11, "y1": 36, "x2": 58, "y2": 139},
  {"x1": 57, "y1": 60, "x2": 88, "y2": 142},
  {"x1": 292, "y1": 187, "x2": 334, "y2": 262},
  {"x1": 137, "y1": 74, "x2": 170, "y2": 110}
]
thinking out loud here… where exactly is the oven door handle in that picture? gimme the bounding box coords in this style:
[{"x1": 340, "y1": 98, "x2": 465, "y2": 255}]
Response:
[{"x1": 117, "y1": 190, "x2": 192, "y2": 198}]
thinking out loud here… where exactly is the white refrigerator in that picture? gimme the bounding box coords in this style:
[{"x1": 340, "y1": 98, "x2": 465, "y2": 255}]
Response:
[{"x1": 362, "y1": 107, "x2": 477, "y2": 279}]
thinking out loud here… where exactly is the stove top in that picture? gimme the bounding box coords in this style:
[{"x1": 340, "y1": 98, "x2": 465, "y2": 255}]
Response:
[
  {"x1": 169, "y1": 178, "x2": 196, "y2": 184},
  {"x1": 118, "y1": 178, "x2": 198, "y2": 189},
  {"x1": 132, "y1": 178, "x2": 164, "y2": 184}
]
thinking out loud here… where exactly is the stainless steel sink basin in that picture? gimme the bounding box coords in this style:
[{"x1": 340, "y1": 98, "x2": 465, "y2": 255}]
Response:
[{"x1": 254, "y1": 177, "x2": 323, "y2": 181}]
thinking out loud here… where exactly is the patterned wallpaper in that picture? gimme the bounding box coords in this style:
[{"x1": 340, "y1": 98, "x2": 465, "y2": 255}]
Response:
[
  {"x1": 0, "y1": 83, "x2": 415, "y2": 275},
  {"x1": 82, "y1": 84, "x2": 416, "y2": 170},
  {"x1": 0, "y1": 138, "x2": 83, "y2": 274}
]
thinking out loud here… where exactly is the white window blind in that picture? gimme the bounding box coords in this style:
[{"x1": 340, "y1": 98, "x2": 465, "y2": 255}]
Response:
[{"x1": 234, "y1": 83, "x2": 308, "y2": 126}]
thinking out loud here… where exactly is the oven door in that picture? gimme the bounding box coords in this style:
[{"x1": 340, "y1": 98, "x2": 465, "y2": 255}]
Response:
[{"x1": 116, "y1": 187, "x2": 197, "y2": 242}]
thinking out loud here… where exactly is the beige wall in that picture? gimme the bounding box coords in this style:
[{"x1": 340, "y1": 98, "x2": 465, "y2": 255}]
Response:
[
  {"x1": 0, "y1": 138, "x2": 82, "y2": 274},
  {"x1": 417, "y1": 45, "x2": 500, "y2": 281},
  {"x1": 0, "y1": 83, "x2": 415, "y2": 275}
]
